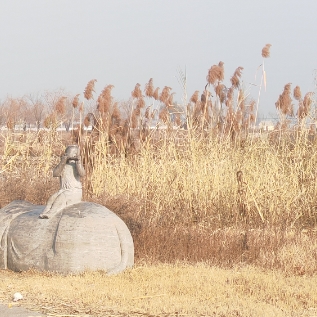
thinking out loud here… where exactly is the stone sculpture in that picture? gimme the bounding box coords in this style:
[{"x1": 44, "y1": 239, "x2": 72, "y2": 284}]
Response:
[
  {"x1": 39, "y1": 145, "x2": 85, "y2": 219},
  {"x1": 0, "y1": 145, "x2": 134, "y2": 274}
]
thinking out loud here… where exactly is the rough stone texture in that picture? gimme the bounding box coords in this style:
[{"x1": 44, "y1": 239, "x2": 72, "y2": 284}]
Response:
[{"x1": 0, "y1": 200, "x2": 134, "y2": 274}]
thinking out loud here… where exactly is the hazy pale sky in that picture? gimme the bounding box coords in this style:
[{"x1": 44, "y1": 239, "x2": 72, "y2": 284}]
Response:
[{"x1": 1, "y1": 0, "x2": 317, "y2": 117}]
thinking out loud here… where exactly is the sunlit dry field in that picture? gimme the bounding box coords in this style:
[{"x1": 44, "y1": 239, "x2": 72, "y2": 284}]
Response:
[{"x1": 1, "y1": 264, "x2": 317, "y2": 317}]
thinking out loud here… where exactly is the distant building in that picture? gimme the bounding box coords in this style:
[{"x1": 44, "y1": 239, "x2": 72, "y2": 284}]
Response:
[{"x1": 258, "y1": 120, "x2": 274, "y2": 131}]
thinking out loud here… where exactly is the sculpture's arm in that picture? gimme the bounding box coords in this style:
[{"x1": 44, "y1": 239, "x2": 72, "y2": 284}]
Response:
[
  {"x1": 76, "y1": 156, "x2": 86, "y2": 177},
  {"x1": 53, "y1": 156, "x2": 68, "y2": 177}
]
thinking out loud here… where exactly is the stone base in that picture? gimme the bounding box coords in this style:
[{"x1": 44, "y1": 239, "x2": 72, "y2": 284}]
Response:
[{"x1": 0, "y1": 200, "x2": 134, "y2": 274}]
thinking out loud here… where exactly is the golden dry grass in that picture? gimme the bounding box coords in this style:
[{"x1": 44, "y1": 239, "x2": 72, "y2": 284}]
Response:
[
  {"x1": 1, "y1": 129, "x2": 317, "y2": 316},
  {"x1": 1, "y1": 130, "x2": 317, "y2": 272},
  {"x1": 1, "y1": 264, "x2": 317, "y2": 317}
]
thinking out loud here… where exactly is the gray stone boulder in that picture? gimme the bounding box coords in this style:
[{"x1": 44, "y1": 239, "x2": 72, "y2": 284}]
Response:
[{"x1": 0, "y1": 200, "x2": 134, "y2": 274}]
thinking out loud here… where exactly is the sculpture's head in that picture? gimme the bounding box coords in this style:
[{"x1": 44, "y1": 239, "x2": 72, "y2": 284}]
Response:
[{"x1": 65, "y1": 145, "x2": 79, "y2": 161}]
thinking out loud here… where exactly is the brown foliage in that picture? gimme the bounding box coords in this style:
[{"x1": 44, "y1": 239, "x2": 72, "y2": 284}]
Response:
[
  {"x1": 131, "y1": 83, "x2": 142, "y2": 99},
  {"x1": 168, "y1": 92, "x2": 175, "y2": 106},
  {"x1": 111, "y1": 102, "x2": 121, "y2": 123},
  {"x1": 293, "y1": 86, "x2": 302, "y2": 101},
  {"x1": 144, "y1": 78, "x2": 154, "y2": 98},
  {"x1": 84, "y1": 79, "x2": 97, "y2": 100},
  {"x1": 72, "y1": 94, "x2": 80, "y2": 108},
  {"x1": 206, "y1": 61, "x2": 224, "y2": 85},
  {"x1": 261, "y1": 44, "x2": 272, "y2": 58},
  {"x1": 79, "y1": 102, "x2": 84, "y2": 113},
  {"x1": 190, "y1": 91, "x2": 199, "y2": 104},
  {"x1": 275, "y1": 83, "x2": 293, "y2": 116},
  {"x1": 226, "y1": 86, "x2": 235, "y2": 108},
  {"x1": 230, "y1": 67, "x2": 244, "y2": 88},
  {"x1": 215, "y1": 84, "x2": 226, "y2": 104},
  {"x1": 137, "y1": 96, "x2": 145, "y2": 109},
  {"x1": 159, "y1": 86, "x2": 172, "y2": 106},
  {"x1": 303, "y1": 92, "x2": 313, "y2": 112},
  {"x1": 152, "y1": 87, "x2": 160, "y2": 101},
  {"x1": 98, "y1": 85, "x2": 114, "y2": 114},
  {"x1": 298, "y1": 92, "x2": 314, "y2": 119},
  {"x1": 55, "y1": 96, "x2": 66, "y2": 116}
]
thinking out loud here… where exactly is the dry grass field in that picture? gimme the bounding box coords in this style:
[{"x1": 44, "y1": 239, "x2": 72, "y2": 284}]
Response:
[
  {"x1": 1, "y1": 129, "x2": 317, "y2": 316},
  {"x1": 1, "y1": 264, "x2": 317, "y2": 317}
]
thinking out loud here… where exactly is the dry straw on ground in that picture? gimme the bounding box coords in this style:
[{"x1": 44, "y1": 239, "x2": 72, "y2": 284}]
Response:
[{"x1": 0, "y1": 264, "x2": 317, "y2": 317}]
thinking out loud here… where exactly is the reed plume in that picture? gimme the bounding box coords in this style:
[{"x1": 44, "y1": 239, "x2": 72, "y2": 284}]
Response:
[
  {"x1": 230, "y1": 67, "x2": 244, "y2": 88},
  {"x1": 275, "y1": 83, "x2": 293, "y2": 116},
  {"x1": 225, "y1": 86, "x2": 234, "y2": 108},
  {"x1": 303, "y1": 92, "x2": 313, "y2": 114},
  {"x1": 262, "y1": 44, "x2": 272, "y2": 58},
  {"x1": 72, "y1": 94, "x2": 80, "y2": 108},
  {"x1": 159, "y1": 86, "x2": 172, "y2": 106},
  {"x1": 137, "y1": 96, "x2": 145, "y2": 109},
  {"x1": 152, "y1": 87, "x2": 160, "y2": 100},
  {"x1": 168, "y1": 92, "x2": 175, "y2": 106},
  {"x1": 190, "y1": 91, "x2": 199, "y2": 104},
  {"x1": 79, "y1": 101, "x2": 84, "y2": 113},
  {"x1": 55, "y1": 96, "x2": 66, "y2": 116},
  {"x1": 293, "y1": 86, "x2": 302, "y2": 101},
  {"x1": 215, "y1": 83, "x2": 226, "y2": 104},
  {"x1": 218, "y1": 61, "x2": 225, "y2": 81},
  {"x1": 111, "y1": 102, "x2": 121, "y2": 123},
  {"x1": 145, "y1": 78, "x2": 154, "y2": 98},
  {"x1": 98, "y1": 85, "x2": 114, "y2": 114},
  {"x1": 206, "y1": 61, "x2": 224, "y2": 85},
  {"x1": 84, "y1": 79, "x2": 97, "y2": 100},
  {"x1": 131, "y1": 83, "x2": 142, "y2": 99}
]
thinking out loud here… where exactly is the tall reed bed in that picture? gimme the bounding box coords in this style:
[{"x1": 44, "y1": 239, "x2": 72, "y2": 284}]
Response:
[
  {"x1": 1, "y1": 127, "x2": 317, "y2": 273},
  {"x1": 2, "y1": 129, "x2": 317, "y2": 229}
]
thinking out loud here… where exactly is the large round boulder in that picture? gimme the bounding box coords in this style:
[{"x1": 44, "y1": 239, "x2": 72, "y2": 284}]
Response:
[{"x1": 0, "y1": 200, "x2": 134, "y2": 274}]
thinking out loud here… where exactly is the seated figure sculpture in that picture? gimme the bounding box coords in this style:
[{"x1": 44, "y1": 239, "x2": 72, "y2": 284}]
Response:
[
  {"x1": 0, "y1": 144, "x2": 134, "y2": 274},
  {"x1": 39, "y1": 145, "x2": 85, "y2": 219}
]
